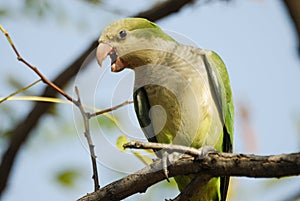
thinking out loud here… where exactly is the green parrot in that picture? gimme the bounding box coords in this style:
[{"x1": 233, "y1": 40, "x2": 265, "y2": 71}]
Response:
[{"x1": 96, "y1": 18, "x2": 234, "y2": 201}]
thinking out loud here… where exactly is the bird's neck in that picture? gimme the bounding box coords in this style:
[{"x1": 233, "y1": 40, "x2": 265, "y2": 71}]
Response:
[{"x1": 123, "y1": 39, "x2": 179, "y2": 68}]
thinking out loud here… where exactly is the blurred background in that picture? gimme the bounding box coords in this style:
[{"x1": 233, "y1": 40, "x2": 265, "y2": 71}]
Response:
[{"x1": 0, "y1": 0, "x2": 300, "y2": 200}]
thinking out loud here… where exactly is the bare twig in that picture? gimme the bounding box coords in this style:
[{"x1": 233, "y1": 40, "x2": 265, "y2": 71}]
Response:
[
  {"x1": 135, "y1": 0, "x2": 195, "y2": 21},
  {"x1": 0, "y1": 0, "x2": 212, "y2": 197},
  {"x1": 0, "y1": 25, "x2": 133, "y2": 193},
  {"x1": 124, "y1": 141, "x2": 201, "y2": 157},
  {"x1": 0, "y1": 79, "x2": 41, "y2": 104},
  {"x1": 283, "y1": 0, "x2": 300, "y2": 57},
  {"x1": 0, "y1": 41, "x2": 97, "y2": 197},
  {"x1": 89, "y1": 100, "x2": 133, "y2": 118},
  {"x1": 0, "y1": 25, "x2": 75, "y2": 103},
  {"x1": 75, "y1": 87, "x2": 100, "y2": 191},
  {"x1": 78, "y1": 146, "x2": 300, "y2": 201},
  {"x1": 0, "y1": 24, "x2": 100, "y2": 191}
]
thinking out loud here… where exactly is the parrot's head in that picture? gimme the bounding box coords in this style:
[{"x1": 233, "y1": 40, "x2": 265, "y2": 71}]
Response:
[{"x1": 96, "y1": 18, "x2": 176, "y2": 72}]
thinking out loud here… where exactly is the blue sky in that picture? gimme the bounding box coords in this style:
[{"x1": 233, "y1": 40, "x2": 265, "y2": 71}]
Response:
[{"x1": 0, "y1": 1, "x2": 300, "y2": 201}]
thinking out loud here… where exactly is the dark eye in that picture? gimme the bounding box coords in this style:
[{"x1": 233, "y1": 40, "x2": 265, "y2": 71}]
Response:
[{"x1": 118, "y1": 30, "x2": 127, "y2": 39}]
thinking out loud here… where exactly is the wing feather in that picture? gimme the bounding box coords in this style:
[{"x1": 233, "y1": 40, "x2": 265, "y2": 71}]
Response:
[{"x1": 203, "y1": 51, "x2": 234, "y2": 201}]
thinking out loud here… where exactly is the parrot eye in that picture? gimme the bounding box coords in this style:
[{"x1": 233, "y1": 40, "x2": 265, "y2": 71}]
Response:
[{"x1": 118, "y1": 30, "x2": 127, "y2": 39}]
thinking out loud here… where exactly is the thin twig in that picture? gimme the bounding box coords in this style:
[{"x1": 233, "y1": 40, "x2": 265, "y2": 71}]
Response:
[
  {"x1": 0, "y1": 0, "x2": 202, "y2": 196},
  {"x1": 123, "y1": 141, "x2": 201, "y2": 157},
  {"x1": 0, "y1": 79, "x2": 41, "y2": 104},
  {"x1": 0, "y1": 25, "x2": 75, "y2": 103},
  {"x1": 0, "y1": 24, "x2": 136, "y2": 193},
  {"x1": 1, "y1": 24, "x2": 98, "y2": 190},
  {"x1": 89, "y1": 100, "x2": 133, "y2": 118},
  {"x1": 75, "y1": 87, "x2": 100, "y2": 191}
]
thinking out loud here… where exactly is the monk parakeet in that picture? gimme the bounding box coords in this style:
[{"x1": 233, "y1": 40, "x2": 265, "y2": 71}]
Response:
[{"x1": 96, "y1": 18, "x2": 234, "y2": 201}]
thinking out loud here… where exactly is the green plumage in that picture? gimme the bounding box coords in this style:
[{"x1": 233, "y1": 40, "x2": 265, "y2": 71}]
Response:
[{"x1": 97, "y1": 18, "x2": 234, "y2": 201}]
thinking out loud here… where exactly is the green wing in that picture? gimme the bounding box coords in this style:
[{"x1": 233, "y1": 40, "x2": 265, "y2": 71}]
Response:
[
  {"x1": 204, "y1": 51, "x2": 234, "y2": 148},
  {"x1": 203, "y1": 50, "x2": 234, "y2": 201},
  {"x1": 133, "y1": 87, "x2": 158, "y2": 143}
]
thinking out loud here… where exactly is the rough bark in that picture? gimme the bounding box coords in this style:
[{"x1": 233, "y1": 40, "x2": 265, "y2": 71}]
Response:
[{"x1": 78, "y1": 152, "x2": 300, "y2": 201}]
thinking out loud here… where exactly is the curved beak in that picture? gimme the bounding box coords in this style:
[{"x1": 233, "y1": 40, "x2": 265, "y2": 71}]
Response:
[
  {"x1": 96, "y1": 43, "x2": 113, "y2": 67},
  {"x1": 96, "y1": 42, "x2": 126, "y2": 72}
]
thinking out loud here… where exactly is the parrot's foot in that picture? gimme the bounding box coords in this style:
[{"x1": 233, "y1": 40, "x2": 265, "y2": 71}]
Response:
[
  {"x1": 162, "y1": 152, "x2": 170, "y2": 182},
  {"x1": 196, "y1": 146, "x2": 217, "y2": 160},
  {"x1": 161, "y1": 152, "x2": 183, "y2": 182}
]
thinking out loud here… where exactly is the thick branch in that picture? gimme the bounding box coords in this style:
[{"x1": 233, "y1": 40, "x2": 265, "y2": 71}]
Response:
[
  {"x1": 135, "y1": 0, "x2": 195, "y2": 21},
  {"x1": 283, "y1": 0, "x2": 300, "y2": 56},
  {"x1": 283, "y1": 190, "x2": 300, "y2": 201},
  {"x1": 0, "y1": 0, "x2": 196, "y2": 196},
  {"x1": 78, "y1": 149, "x2": 300, "y2": 201}
]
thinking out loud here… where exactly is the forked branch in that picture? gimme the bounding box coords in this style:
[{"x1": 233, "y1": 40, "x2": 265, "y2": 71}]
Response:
[
  {"x1": 0, "y1": 25, "x2": 133, "y2": 192},
  {"x1": 78, "y1": 141, "x2": 300, "y2": 201}
]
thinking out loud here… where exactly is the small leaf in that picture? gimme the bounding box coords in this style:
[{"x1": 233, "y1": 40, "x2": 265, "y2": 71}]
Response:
[
  {"x1": 0, "y1": 79, "x2": 41, "y2": 104},
  {"x1": 97, "y1": 115, "x2": 117, "y2": 130},
  {"x1": 0, "y1": 96, "x2": 70, "y2": 104},
  {"x1": 0, "y1": 130, "x2": 13, "y2": 138},
  {"x1": 86, "y1": 0, "x2": 102, "y2": 4},
  {"x1": 116, "y1": 135, "x2": 128, "y2": 151},
  {"x1": 132, "y1": 151, "x2": 153, "y2": 165},
  {"x1": 162, "y1": 177, "x2": 177, "y2": 188},
  {"x1": 0, "y1": 9, "x2": 8, "y2": 17},
  {"x1": 56, "y1": 169, "x2": 80, "y2": 188},
  {"x1": 143, "y1": 148, "x2": 155, "y2": 155}
]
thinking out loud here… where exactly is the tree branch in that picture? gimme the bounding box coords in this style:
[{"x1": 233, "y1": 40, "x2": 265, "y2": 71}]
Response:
[
  {"x1": 0, "y1": 0, "x2": 200, "y2": 197},
  {"x1": 124, "y1": 141, "x2": 202, "y2": 157},
  {"x1": 89, "y1": 100, "x2": 133, "y2": 118},
  {"x1": 135, "y1": 0, "x2": 195, "y2": 21},
  {"x1": 75, "y1": 87, "x2": 100, "y2": 191},
  {"x1": 283, "y1": 0, "x2": 300, "y2": 57},
  {"x1": 0, "y1": 38, "x2": 98, "y2": 197},
  {"x1": 78, "y1": 142, "x2": 300, "y2": 201},
  {"x1": 1, "y1": 24, "x2": 104, "y2": 191}
]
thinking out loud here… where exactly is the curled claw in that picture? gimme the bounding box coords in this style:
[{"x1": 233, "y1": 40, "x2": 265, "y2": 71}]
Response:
[{"x1": 196, "y1": 146, "x2": 217, "y2": 160}]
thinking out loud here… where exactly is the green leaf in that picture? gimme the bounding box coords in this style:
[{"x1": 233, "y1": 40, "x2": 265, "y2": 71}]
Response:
[
  {"x1": 162, "y1": 177, "x2": 177, "y2": 188},
  {"x1": 97, "y1": 115, "x2": 117, "y2": 130},
  {"x1": 85, "y1": 0, "x2": 102, "y2": 4},
  {"x1": 1, "y1": 78, "x2": 41, "y2": 104},
  {"x1": 116, "y1": 135, "x2": 128, "y2": 151},
  {"x1": 0, "y1": 9, "x2": 8, "y2": 17},
  {"x1": 132, "y1": 151, "x2": 153, "y2": 165},
  {"x1": 0, "y1": 130, "x2": 13, "y2": 139},
  {"x1": 55, "y1": 169, "x2": 80, "y2": 188}
]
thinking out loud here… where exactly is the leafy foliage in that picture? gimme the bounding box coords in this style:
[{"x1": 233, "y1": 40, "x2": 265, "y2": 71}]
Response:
[
  {"x1": 116, "y1": 135, "x2": 128, "y2": 151},
  {"x1": 55, "y1": 169, "x2": 81, "y2": 188},
  {"x1": 96, "y1": 115, "x2": 117, "y2": 130}
]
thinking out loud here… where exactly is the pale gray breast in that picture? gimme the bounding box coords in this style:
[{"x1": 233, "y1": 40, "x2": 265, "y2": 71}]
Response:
[{"x1": 133, "y1": 45, "x2": 222, "y2": 146}]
